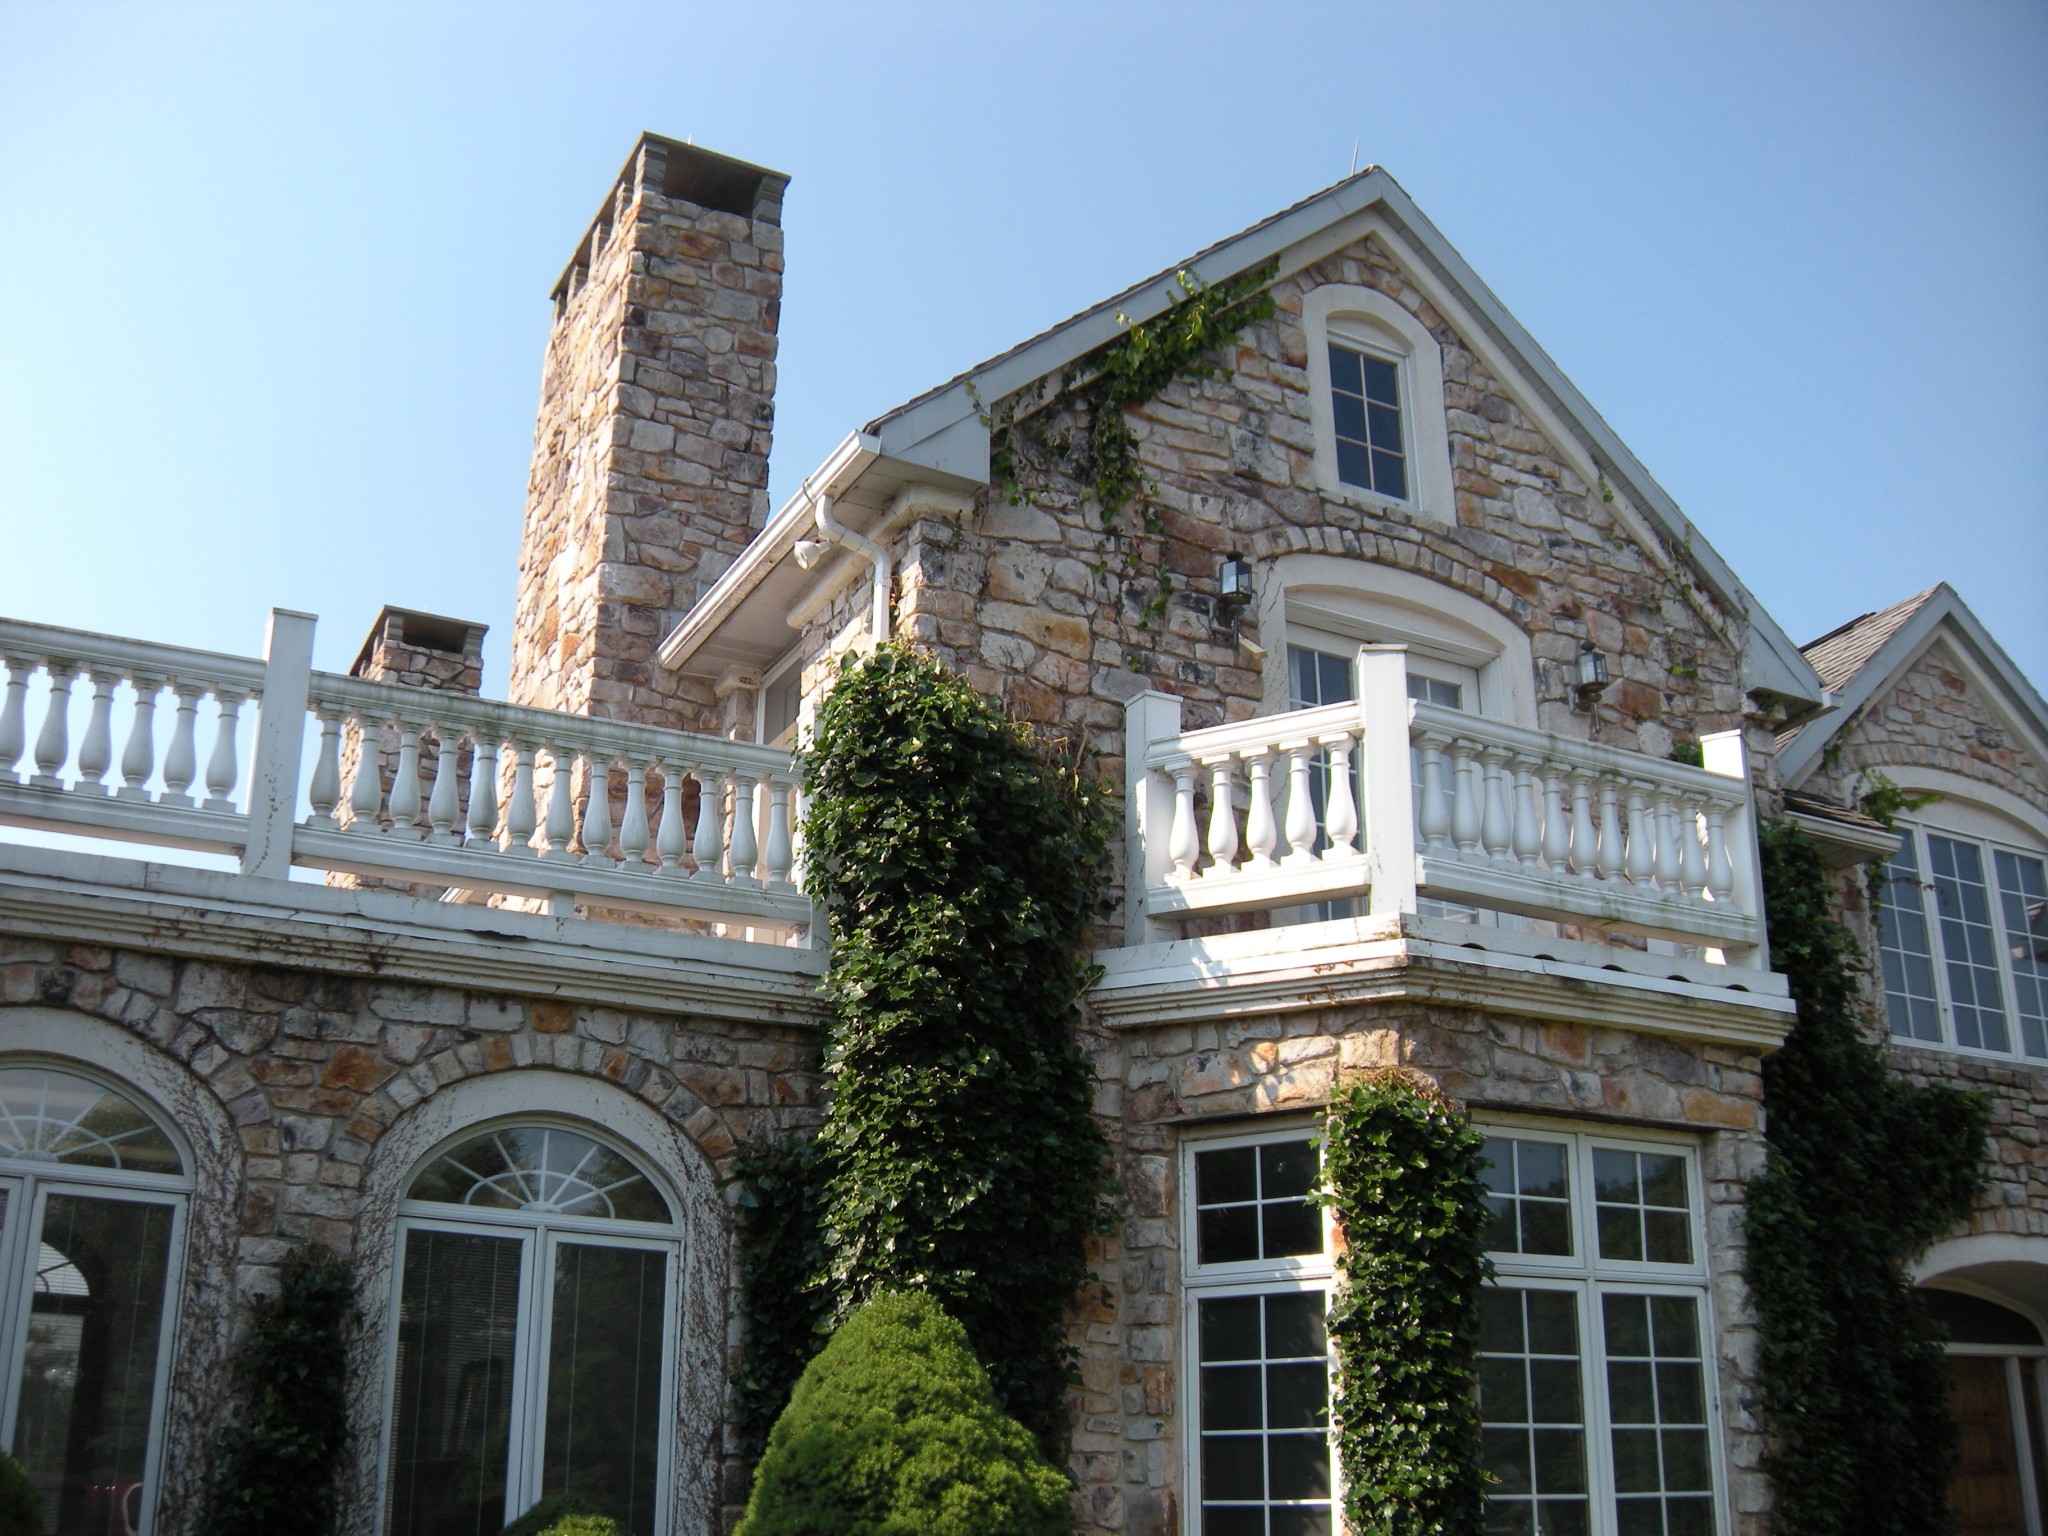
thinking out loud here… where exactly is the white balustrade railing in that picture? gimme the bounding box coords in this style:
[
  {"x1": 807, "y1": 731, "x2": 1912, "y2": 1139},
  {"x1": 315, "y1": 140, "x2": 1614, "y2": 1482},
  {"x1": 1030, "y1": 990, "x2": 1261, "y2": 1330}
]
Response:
[
  {"x1": 0, "y1": 611, "x2": 809, "y2": 939},
  {"x1": 1125, "y1": 645, "x2": 1765, "y2": 962}
]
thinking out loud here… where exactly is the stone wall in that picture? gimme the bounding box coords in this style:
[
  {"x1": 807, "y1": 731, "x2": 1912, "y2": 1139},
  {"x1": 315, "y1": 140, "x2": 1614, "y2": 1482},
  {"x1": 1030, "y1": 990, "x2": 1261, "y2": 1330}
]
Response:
[
  {"x1": 513, "y1": 135, "x2": 785, "y2": 734},
  {"x1": 1071, "y1": 1003, "x2": 1772, "y2": 1536},
  {"x1": 0, "y1": 933, "x2": 821, "y2": 1536}
]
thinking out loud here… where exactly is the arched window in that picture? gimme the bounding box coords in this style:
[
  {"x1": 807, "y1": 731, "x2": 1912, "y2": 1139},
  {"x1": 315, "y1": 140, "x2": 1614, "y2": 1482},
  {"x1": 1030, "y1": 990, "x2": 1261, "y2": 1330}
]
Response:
[
  {"x1": 1922, "y1": 1287, "x2": 2048, "y2": 1534},
  {"x1": 1302, "y1": 285, "x2": 1455, "y2": 523},
  {"x1": 0, "y1": 1063, "x2": 189, "y2": 1535},
  {"x1": 383, "y1": 1123, "x2": 678, "y2": 1536}
]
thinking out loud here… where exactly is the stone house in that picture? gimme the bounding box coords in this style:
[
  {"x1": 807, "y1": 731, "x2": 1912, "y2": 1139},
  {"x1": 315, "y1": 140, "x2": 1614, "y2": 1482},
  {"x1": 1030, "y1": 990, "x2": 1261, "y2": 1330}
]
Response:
[{"x1": 0, "y1": 132, "x2": 2038, "y2": 1536}]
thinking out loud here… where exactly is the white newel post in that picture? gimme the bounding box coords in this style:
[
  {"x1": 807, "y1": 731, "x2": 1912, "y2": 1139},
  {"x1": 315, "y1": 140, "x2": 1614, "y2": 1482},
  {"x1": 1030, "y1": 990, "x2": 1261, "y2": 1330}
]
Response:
[
  {"x1": 1123, "y1": 690, "x2": 1183, "y2": 946},
  {"x1": 1356, "y1": 645, "x2": 1418, "y2": 918},
  {"x1": 1700, "y1": 730, "x2": 1765, "y2": 965},
  {"x1": 241, "y1": 609, "x2": 316, "y2": 880}
]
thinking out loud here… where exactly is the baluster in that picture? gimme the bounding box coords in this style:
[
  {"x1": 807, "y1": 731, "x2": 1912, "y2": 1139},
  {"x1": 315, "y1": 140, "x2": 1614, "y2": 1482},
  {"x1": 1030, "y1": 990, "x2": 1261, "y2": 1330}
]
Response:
[
  {"x1": 202, "y1": 688, "x2": 246, "y2": 810},
  {"x1": 1243, "y1": 752, "x2": 1278, "y2": 870},
  {"x1": 505, "y1": 738, "x2": 538, "y2": 855},
  {"x1": 0, "y1": 656, "x2": 30, "y2": 782},
  {"x1": 1569, "y1": 771, "x2": 1599, "y2": 879},
  {"x1": 1323, "y1": 735, "x2": 1359, "y2": 858},
  {"x1": 1416, "y1": 733, "x2": 1451, "y2": 851},
  {"x1": 306, "y1": 711, "x2": 342, "y2": 828},
  {"x1": 1511, "y1": 756, "x2": 1542, "y2": 872},
  {"x1": 729, "y1": 773, "x2": 760, "y2": 883},
  {"x1": 426, "y1": 727, "x2": 460, "y2": 843},
  {"x1": 1480, "y1": 747, "x2": 1513, "y2": 866},
  {"x1": 579, "y1": 754, "x2": 614, "y2": 864},
  {"x1": 1624, "y1": 783, "x2": 1655, "y2": 888},
  {"x1": 1449, "y1": 742, "x2": 1482, "y2": 859},
  {"x1": 657, "y1": 765, "x2": 687, "y2": 871},
  {"x1": 1541, "y1": 768, "x2": 1571, "y2": 872},
  {"x1": 763, "y1": 777, "x2": 795, "y2": 890},
  {"x1": 344, "y1": 712, "x2": 384, "y2": 829},
  {"x1": 1596, "y1": 777, "x2": 1625, "y2": 882},
  {"x1": 1204, "y1": 758, "x2": 1239, "y2": 875},
  {"x1": 1704, "y1": 800, "x2": 1735, "y2": 903},
  {"x1": 466, "y1": 735, "x2": 500, "y2": 846},
  {"x1": 1281, "y1": 746, "x2": 1319, "y2": 866},
  {"x1": 1653, "y1": 791, "x2": 1684, "y2": 891},
  {"x1": 1679, "y1": 793, "x2": 1709, "y2": 898},
  {"x1": 387, "y1": 720, "x2": 423, "y2": 834},
  {"x1": 619, "y1": 760, "x2": 651, "y2": 868},
  {"x1": 690, "y1": 766, "x2": 724, "y2": 880},
  {"x1": 1167, "y1": 765, "x2": 1200, "y2": 879},
  {"x1": 161, "y1": 683, "x2": 203, "y2": 808},
  {"x1": 540, "y1": 745, "x2": 574, "y2": 858},
  {"x1": 117, "y1": 675, "x2": 160, "y2": 801},
  {"x1": 31, "y1": 663, "x2": 75, "y2": 788},
  {"x1": 76, "y1": 670, "x2": 117, "y2": 794}
]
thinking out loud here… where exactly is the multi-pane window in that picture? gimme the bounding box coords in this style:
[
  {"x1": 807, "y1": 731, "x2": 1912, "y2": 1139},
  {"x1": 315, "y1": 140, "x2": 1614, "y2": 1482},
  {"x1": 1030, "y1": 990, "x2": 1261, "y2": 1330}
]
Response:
[
  {"x1": 1879, "y1": 822, "x2": 2048, "y2": 1061},
  {"x1": 1480, "y1": 1128, "x2": 1723, "y2": 1536},
  {"x1": 1184, "y1": 1130, "x2": 1333, "y2": 1536},
  {"x1": 1328, "y1": 342, "x2": 1408, "y2": 500}
]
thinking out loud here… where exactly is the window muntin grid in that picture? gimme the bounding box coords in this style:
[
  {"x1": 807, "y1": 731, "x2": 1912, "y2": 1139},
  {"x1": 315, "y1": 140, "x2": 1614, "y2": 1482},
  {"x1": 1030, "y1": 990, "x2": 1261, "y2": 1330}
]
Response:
[
  {"x1": 1193, "y1": 1139, "x2": 1321, "y2": 1266},
  {"x1": 1197, "y1": 1291, "x2": 1333, "y2": 1536},
  {"x1": 1328, "y1": 343, "x2": 1408, "y2": 501},
  {"x1": 1882, "y1": 823, "x2": 2048, "y2": 1062},
  {"x1": 1479, "y1": 1128, "x2": 1721, "y2": 1536},
  {"x1": 0, "y1": 1068, "x2": 181, "y2": 1175},
  {"x1": 407, "y1": 1126, "x2": 672, "y2": 1224},
  {"x1": 1483, "y1": 1137, "x2": 1573, "y2": 1258}
]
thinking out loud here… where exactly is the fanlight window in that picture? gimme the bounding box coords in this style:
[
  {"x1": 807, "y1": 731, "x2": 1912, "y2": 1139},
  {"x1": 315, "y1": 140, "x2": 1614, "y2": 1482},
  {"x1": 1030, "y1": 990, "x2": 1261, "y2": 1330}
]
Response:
[
  {"x1": 0, "y1": 1066, "x2": 182, "y2": 1175},
  {"x1": 407, "y1": 1125, "x2": 670, "y2": 1223}
]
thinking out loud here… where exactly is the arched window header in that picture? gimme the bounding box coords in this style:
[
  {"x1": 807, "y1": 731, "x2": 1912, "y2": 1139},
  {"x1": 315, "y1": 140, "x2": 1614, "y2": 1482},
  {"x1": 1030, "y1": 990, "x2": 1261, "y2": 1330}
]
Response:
[
  {"x1": 1301, "y1": 284, "x2": 1454, "y2": 523},
  {"x1": 406, "y1": 1123, "x2": 672, "y2": 1224},
  {"x1": 0, "y1": 1066, "x2": 181, "y2": 1176}
]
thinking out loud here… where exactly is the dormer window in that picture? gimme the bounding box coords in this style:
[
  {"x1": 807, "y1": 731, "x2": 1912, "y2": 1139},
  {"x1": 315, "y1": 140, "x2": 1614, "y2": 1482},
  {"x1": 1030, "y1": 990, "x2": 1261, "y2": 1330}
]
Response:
[{"x1": 1328, "y1": 341, "x2": 1408, "y2": 500}]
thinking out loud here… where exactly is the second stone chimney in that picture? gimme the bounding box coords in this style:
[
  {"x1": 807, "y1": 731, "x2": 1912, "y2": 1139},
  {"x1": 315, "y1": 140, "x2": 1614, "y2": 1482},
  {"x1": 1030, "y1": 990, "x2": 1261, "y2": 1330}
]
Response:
[{"x1": 512, "y1": 134, "x2": 786, "y2": 730}]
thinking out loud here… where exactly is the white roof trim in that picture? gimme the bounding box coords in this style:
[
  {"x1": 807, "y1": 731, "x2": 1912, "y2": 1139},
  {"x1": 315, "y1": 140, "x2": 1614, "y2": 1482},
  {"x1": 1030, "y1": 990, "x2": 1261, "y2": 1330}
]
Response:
[{"x1": 1778, "y1": 583, "x2": 2048, "y2": 787}]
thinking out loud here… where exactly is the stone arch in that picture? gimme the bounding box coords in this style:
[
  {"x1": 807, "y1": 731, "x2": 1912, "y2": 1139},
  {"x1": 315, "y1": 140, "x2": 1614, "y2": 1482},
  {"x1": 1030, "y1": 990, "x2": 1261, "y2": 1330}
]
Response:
[
  {"x1": 345, "y1": 1064, "x2": 731, "y2": 1536},
  {"x1": 1917, "y1": 1232, "x2": 2048, "y2": 1336},
  {"x1": 0, "y1": 1004, "x2": 243, "y2": 1533}
]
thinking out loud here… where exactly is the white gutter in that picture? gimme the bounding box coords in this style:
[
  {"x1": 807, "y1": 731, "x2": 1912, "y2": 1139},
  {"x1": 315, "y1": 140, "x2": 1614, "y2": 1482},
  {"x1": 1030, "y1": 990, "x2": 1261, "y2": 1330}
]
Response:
[
  {"x1": 786, "y1": 485, "x2": 977, "y2": 633},
  {"x1": 656, "y1": 431, "x2": 881, "y2": 672},
  {"x1": 806, "y1": 492, "x2": 893, "y2": 646}
]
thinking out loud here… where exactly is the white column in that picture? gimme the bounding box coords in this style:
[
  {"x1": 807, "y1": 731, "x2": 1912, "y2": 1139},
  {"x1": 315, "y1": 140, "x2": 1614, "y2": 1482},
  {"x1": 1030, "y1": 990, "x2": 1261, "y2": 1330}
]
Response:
[
  {"x1": 1122, "y1": 689, "x2": 1184, "y2": 945},
  {"x1": 241, "y1": 609, "x2": 316, "y2": 879},
  {"x1": 1356, "y1": 645, "x2": 1417, "y2": 917}
]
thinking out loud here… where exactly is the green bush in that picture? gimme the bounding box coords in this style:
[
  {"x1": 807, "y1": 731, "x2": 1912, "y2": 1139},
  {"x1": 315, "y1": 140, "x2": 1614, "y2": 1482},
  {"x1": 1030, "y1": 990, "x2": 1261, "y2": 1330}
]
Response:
[
  {"x1": 197, "y1": 1245, "x2": 357, "y2": 1536},
  {"x1": 1320, "y1": 1070, "x2": 1492, "y2": 1536},
  {"x1": 500, "y1": 1495, "x2": 603, "y2": 1536},
  {"x1": 0, "y1": 1453, "x2": 40, "y2": 1536},
  {"x1": 737, "y1": 1291, "x2": 1072, "y2": 1536},
  {"x1": 1745, "y1": 823, "x2": 1990, "y2": 1536},
  {"x1": 537, "y1": 1518, "x2": 620, "y2": 1536}
]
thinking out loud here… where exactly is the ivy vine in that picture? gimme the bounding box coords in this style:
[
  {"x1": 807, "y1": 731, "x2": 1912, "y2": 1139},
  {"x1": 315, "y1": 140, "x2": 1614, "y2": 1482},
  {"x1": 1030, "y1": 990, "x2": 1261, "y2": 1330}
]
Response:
[
  {"x1": 1744, "y1": 821, "x2": 1989, "y2": 1536},
  {"x1": 1319, "y1": 1070, "x2": 1492, "y2": 1536},
  {"x1": 976, "y1": 264, "x2": 1275, "y2": 657},
  {"x1": 732, "y1": 643, "x2": 1116, "y2": 1463}
]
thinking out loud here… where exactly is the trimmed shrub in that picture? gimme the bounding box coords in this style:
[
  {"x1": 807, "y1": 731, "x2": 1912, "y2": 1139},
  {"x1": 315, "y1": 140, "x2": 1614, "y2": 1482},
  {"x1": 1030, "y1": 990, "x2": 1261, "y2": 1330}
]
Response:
[
  {"x1": 1321, "y1": 1070, "x2": 1492, "y2": 1536},
  {"x1": 0, "y1": 1453, "x2": 39, "y2": 1536},
  {"x1": 197, "y1": 1245, "x2": 357, "y2": 1536},
  {"x1": 500, "y1": 1495, "x2": 604, "y2": 1536},
  {"x1": 736, "y1": 1291, "x2": 1072, "y2": 1536},
  {"x1": 537, "y1": 1518, "x2": 620, "y2": 1536}
]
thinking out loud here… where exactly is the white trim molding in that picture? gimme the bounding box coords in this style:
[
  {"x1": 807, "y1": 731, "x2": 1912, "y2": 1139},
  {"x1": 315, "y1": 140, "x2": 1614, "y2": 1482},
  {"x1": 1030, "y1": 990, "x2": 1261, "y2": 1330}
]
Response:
[{"x1": 1300, "y1": 284, "x2": 1454, "y2": 524}]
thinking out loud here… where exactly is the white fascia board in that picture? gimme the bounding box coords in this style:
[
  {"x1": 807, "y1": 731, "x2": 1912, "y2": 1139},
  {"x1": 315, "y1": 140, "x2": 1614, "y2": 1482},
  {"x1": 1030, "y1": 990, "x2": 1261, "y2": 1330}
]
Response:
[
  {"x1": 1779, "y1": 586, "x2": 2048, "y2": 788},
  {"x1": 656, "y1": 431, "x2": 879, "y2": 671}
]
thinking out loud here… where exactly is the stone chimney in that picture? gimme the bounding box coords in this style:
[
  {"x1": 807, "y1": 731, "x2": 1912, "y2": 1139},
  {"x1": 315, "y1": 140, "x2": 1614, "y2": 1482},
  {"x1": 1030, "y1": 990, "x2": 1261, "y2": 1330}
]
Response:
[{"x1": 511, "y1": 134, "x2": 787, "y2": 731}]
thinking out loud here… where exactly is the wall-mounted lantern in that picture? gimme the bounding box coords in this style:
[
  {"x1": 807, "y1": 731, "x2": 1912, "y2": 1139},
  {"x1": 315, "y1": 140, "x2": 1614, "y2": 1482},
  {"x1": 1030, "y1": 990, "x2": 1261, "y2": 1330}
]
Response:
[
  {"x1": 1574, "y1": 644, "x2": 1611, "y2": 711},
  {"x1": 1218, "y1": 551, "x2": 1254, "y2": 618}
]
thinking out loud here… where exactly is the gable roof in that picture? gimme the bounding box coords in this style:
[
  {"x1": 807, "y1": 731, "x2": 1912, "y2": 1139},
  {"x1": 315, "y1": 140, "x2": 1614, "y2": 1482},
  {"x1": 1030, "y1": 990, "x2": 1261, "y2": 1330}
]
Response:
[
  {"x1": 661, "y1": 168, "x2": 1827, "y2": 716},
  {"x1": 1777, "y1": 582, "x2": 2048, "y2": 788}
]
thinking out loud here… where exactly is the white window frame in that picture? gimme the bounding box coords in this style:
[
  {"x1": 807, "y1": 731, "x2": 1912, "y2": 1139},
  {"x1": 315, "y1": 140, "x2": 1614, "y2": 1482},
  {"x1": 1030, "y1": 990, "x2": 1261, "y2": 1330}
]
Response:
[
  {"x1": 1179, "y1": 1119, "x2": 1338, "y2": 1536},
  {"x1": 1880, "y1": 811, "x2": 2048, "y2": 1064},
  {"x1": 0, "y1": 1061, "x2": 191, "y2": 1536},
  {"x1": 1478, "y1": 1118, "x2": 1733, "y2": 1536},
  {"x1": 1303, "y1": 285, "x2": 1454, "y2": 524},
  {"x1": 378, "y1": 1118, "x2": 683, "y2": 1536}
]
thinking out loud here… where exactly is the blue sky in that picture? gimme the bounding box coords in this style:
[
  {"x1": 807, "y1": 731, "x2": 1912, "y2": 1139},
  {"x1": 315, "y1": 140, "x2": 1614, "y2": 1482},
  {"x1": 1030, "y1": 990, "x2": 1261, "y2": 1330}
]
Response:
[{"x1": 2, "y1": 1, "x2": 2043, "y2": 695}]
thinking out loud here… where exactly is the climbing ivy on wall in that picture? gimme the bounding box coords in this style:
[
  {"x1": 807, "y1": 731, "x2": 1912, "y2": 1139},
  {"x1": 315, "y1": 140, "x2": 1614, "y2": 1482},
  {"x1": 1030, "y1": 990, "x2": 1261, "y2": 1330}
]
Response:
[
  {"x1": 1744, "y1": 822, "x2": 1989, "y2": 1536},
  {"x1": 1319, "y1": 1070, "x2": 1492, "y2": 1536},
  {"x1": 732, "y1": 643, "x2": 1115, "y2": 1462},
  {"x1": 978, "y1": 263, "x2": 1276, "y2": 651}
]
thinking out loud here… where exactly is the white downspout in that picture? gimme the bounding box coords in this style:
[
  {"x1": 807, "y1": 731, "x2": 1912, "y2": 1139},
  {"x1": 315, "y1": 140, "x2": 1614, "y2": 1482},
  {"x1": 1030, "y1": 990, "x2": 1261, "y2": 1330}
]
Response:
[{"x1": 809, "y1": 490, "x2": 893, "y2": 645}]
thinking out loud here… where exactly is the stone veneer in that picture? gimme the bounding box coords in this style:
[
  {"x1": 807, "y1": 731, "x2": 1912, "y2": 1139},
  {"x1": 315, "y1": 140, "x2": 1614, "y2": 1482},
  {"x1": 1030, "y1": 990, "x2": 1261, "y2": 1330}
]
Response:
[
  {"x1": 512, "y1": 135, "x2": 785, "y2": 732},
  {"x1": 0, "y1": 936, "x2": 822, "y2": 1536}
]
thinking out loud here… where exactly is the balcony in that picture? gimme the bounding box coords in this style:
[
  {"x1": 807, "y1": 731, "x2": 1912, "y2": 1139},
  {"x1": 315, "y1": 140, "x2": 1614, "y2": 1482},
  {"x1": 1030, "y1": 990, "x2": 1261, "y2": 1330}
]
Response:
[{"x1": 0, "y1": 611, "x2": 810, "y2": 947}]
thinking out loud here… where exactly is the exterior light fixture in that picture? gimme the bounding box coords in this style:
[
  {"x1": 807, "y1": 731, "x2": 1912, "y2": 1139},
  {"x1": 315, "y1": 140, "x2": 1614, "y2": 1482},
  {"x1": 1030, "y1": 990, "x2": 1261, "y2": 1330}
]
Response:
[
  {"x1": 792, "y1": 538, "x2": 828, "y2": 570},
  {"x1": 1218, "y1": 551, "x2": 1254, "y2": 616},
  {"x1": 1574, "y1": 645, "x2": 1611, "y2": 710}
]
